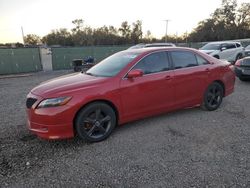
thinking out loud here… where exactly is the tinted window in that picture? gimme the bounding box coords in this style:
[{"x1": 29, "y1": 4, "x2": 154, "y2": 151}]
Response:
[
  {"x1": 226, "y1": 43, "x2": 236, "y2": 49},
  {"x1": 86, "y1": 51, "x2": 139, "y2": 77},
  {"x1": 196, "y1": 55, "x2": 209, "y2": 65},
  {"x1": 236, "y1": 43, "x2": 241, "y2": 47},
  {"x1": 133, "y1": 52, "x2": 169, "y2": 74},
  {"x1": 171, "y1": 51, "x2": 198, "y2": 69},
  {"x1": 200, "y1": 43, "x2": 220, "y2": 50}
]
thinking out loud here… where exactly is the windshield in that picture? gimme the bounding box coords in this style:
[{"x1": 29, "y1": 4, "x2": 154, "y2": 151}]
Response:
[
  {"x1": 86, "y1": 51, "x2": 139, "y2": 77},
  {"x1": 200, "y1": 43, "x2": 221, "y2": 50}
]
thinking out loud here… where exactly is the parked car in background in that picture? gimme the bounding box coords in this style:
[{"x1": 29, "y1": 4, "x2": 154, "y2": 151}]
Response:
[
  {"x1": 244, "y1": 45, "x2": 250, "y2": 57},
  {"x1": 234, "y1": 57, "x2": 250, "y2": 81},
  {"x1": 72, "y1": 56, "x2": 95, "y2": 72},
  {"x1": 199, "y1": 41, "x2": 244, "y2": 63},
  {"x1": 128, "y1": 43, "x2": 176, "y2": 49},
  {"x1": 26, "y1": 47, "x2": 235, "y2": 142}
]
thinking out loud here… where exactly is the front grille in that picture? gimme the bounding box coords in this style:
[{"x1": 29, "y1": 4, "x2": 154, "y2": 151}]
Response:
[{"x1": 26, "y1": 98, "x2": 37, "y2": 109}]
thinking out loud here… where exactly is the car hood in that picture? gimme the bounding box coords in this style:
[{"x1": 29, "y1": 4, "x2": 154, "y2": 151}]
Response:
[
  {"x1": 31, "y1": 73, "x2": 108, "y2": 97},
  {"x1": 199, "y1": 49, "x2": 217, "y2": 54}
]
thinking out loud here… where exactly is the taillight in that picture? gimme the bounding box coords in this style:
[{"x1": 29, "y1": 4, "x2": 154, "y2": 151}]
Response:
[{"x1": 235, "y1": 60, "x2": 241, "y2": 67}]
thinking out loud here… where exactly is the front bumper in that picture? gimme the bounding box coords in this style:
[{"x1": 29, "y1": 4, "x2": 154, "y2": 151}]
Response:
[
  {"x1": 27, "y1": 120, "x2": 74, "y2": 139},
  {"x1": 26, "y1": 92, "x2": 75, "y2": 140}
]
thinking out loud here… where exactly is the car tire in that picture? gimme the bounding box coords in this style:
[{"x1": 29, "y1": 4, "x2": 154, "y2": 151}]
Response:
[
  {"x1": 239, "y1": 77, "x2": 248, "y2": 81},
  {"x1": 75, "y1": 102, "x2": 116, "y2": 142},
  {"x1": 235, "y1": 54, "x2": 243, "y2": 62},
  {"x1": 201, "y1": 82, "x2": 224, "y2": 111}
]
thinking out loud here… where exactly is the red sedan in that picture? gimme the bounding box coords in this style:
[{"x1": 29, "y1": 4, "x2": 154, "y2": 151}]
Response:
[{"x1": 26, "y1": 47, "x2": 235, "y2": 142}]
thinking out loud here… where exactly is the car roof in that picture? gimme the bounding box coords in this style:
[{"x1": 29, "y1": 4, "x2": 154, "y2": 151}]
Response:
[
  {"x1": 145, "y1": 43, "x2": 175, "y2": 47},
  {"x1": 128, "y1": 43, "x2": 176, "y2": 49},
  {"x1": 207, "y1": 41, "x2": 241, "y2": 45},
  {"x1": 126, "y1": 46, "x2": 196, "y2": 54}
]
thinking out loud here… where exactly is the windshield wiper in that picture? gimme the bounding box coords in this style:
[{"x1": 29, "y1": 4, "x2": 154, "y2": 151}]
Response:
[{"x1": 85, "y1": 72, "x2": 95, "y2": 76}]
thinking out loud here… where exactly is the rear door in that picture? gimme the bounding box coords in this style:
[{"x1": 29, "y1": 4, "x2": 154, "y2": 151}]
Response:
[
  {"x1": 170, "y1": 50, "x2": 211, "y2": 108},
  {"x1": 120, "y1": 51, "x2": 174, "y2": 119},
  {"x1": 220, "y1": 43, "x2": 237, "y2": 62}
]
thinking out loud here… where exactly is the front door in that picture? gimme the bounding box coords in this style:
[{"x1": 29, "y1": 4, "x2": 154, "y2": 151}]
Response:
[{"x1": 120, "y1": 51, "x2": 174, "y2": 120}]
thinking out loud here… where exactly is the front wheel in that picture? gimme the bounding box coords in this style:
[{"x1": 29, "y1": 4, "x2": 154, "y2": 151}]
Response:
[
  {"x1": 202, "y1": 82, "x2": 224, "y2": 111},
  {"x1": 75, "y1": 102, "x2": 116, "y2": 142}
]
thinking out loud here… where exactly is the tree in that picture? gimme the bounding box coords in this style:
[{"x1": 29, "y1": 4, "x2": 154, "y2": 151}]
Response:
[
  {"x1": 24, "y1": 34, "x2": 41, "y2": 45},
  {"x1": 119, "y1": 21, "x2": 131, "y2": 39},
  {"x1": 131, "y1": 20, "x2": 143, "y2": 44},
  {"x1": 189, "y1": 0, "x2": 250, "y2": 42},
  {"x1": 42, "y1": 29, "x2": 73, "y2": 46},
  {"x1": 71, "y1": 19, "x2": 84, "y2": 33}
]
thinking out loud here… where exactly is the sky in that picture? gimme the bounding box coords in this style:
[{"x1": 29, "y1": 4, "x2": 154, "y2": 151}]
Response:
[{"x1": 0, "y1": 0, "x2": 249, "y2": 43}]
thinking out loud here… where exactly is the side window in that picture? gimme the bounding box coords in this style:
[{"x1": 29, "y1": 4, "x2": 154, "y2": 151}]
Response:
[
  {"x1": 133, "y1": 52, "x2": 170, "y2": 74},
  {"x1": 236, "y1": 43, "x2": 241, "y2": 48},
  {"x1": 196, "y1": 55, "x2": 209, "y2": 65},
  {"x1": 221, "y1": 43, "x2": 227, "y2": 49},
  {"x1": 171, "y1": 51, "x2": 198, "y2": 69},
  {"x1": 226, "y1": 43, "x2": 236, "y2": 49}
]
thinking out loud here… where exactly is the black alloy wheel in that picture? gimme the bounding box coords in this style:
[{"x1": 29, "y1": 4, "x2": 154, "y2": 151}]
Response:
[
  {"x1": 75, "y1": 102, "x2": 116, "y2": 142},
  {"x1": 202, "y1": 82, "x2": 223, "y2": 111}
]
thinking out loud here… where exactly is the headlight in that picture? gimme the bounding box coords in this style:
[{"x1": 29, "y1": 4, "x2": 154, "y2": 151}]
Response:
[{"x1": 37, "y1": 96, "x2": 72, "y2": 108}]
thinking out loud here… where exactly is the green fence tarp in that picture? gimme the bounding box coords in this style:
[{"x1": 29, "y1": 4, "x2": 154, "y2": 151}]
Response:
[
  {"x1": 0, "y1": 48, "x2": 42, "y2": 75},
  {"x1": 51, "y1": 46, "x2": 129, "y2": 70}
]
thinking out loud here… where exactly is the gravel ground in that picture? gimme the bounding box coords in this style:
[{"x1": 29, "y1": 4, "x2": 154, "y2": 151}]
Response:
[{"x1": 0, "y1": 71, "x2": 250, "y2": 187}]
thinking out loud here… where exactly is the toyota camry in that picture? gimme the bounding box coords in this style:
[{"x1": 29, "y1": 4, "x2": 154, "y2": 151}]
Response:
[{"x1": 26, "y1": 47, "x2": 235, "y2": 142}]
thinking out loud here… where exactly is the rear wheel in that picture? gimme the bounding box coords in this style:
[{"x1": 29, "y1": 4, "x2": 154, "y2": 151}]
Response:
[
  {"x1": 75, "y1": 102, "x2": 116, "y2": 142},
  {"x1": 235, "y1": 53, "x2": 243, "y2": 62},
  {"x1": 202, "y1": 82, "x2": 224, "y2": 111}
]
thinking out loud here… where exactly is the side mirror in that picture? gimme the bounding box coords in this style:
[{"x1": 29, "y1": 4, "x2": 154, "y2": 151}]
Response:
[
  {"x1": 221, "y1": 47, "x2": 226, "y2": 51},
  {"x1": 127, "y1": 69, "x2": 143, "y2": 78}
]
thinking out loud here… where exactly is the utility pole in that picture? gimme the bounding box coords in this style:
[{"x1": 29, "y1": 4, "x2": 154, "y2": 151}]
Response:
[
  {"x1": 175, "y1": 31, "x2": 178, "y2": 44},
  {"x1": 164, "y1": 20, "x2": 170, "y2": 42},
  {"x1": 21, "y1": 26, "x2": 25, "y2": 45},
  {"x1": 185, "y1": 30, "x2": 188, "y2": 45}
]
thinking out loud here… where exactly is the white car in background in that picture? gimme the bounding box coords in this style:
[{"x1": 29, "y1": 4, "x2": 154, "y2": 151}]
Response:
[
  {"x1": 244, "y1": 45, "x2": 250, "y2": 57},
  {"x1": 199, "y1": 41, "x2": 244, "y2": 64}
]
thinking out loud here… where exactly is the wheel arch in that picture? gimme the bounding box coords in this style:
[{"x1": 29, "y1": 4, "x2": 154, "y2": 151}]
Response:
[
  {"x1": 213, "y1": 55, "x2": 220, "y2": 59},
  {"x1": 212, "y1": 80, "x2": 225, "y2": 97},
  {"x1": 235, "y1": 53, "x2": 243, "y2": 60},
  {"x1": 73, "y1": 99, "x2": 120, "y2": 134}
]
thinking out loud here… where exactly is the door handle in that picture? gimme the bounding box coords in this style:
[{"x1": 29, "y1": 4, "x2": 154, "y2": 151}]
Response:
[
  {"x1": 165, "y1": 75, "x2": 172, "y2": 80},
  {"x1": 205, "y1": 68, "x2": 210, "y2": 73}
]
